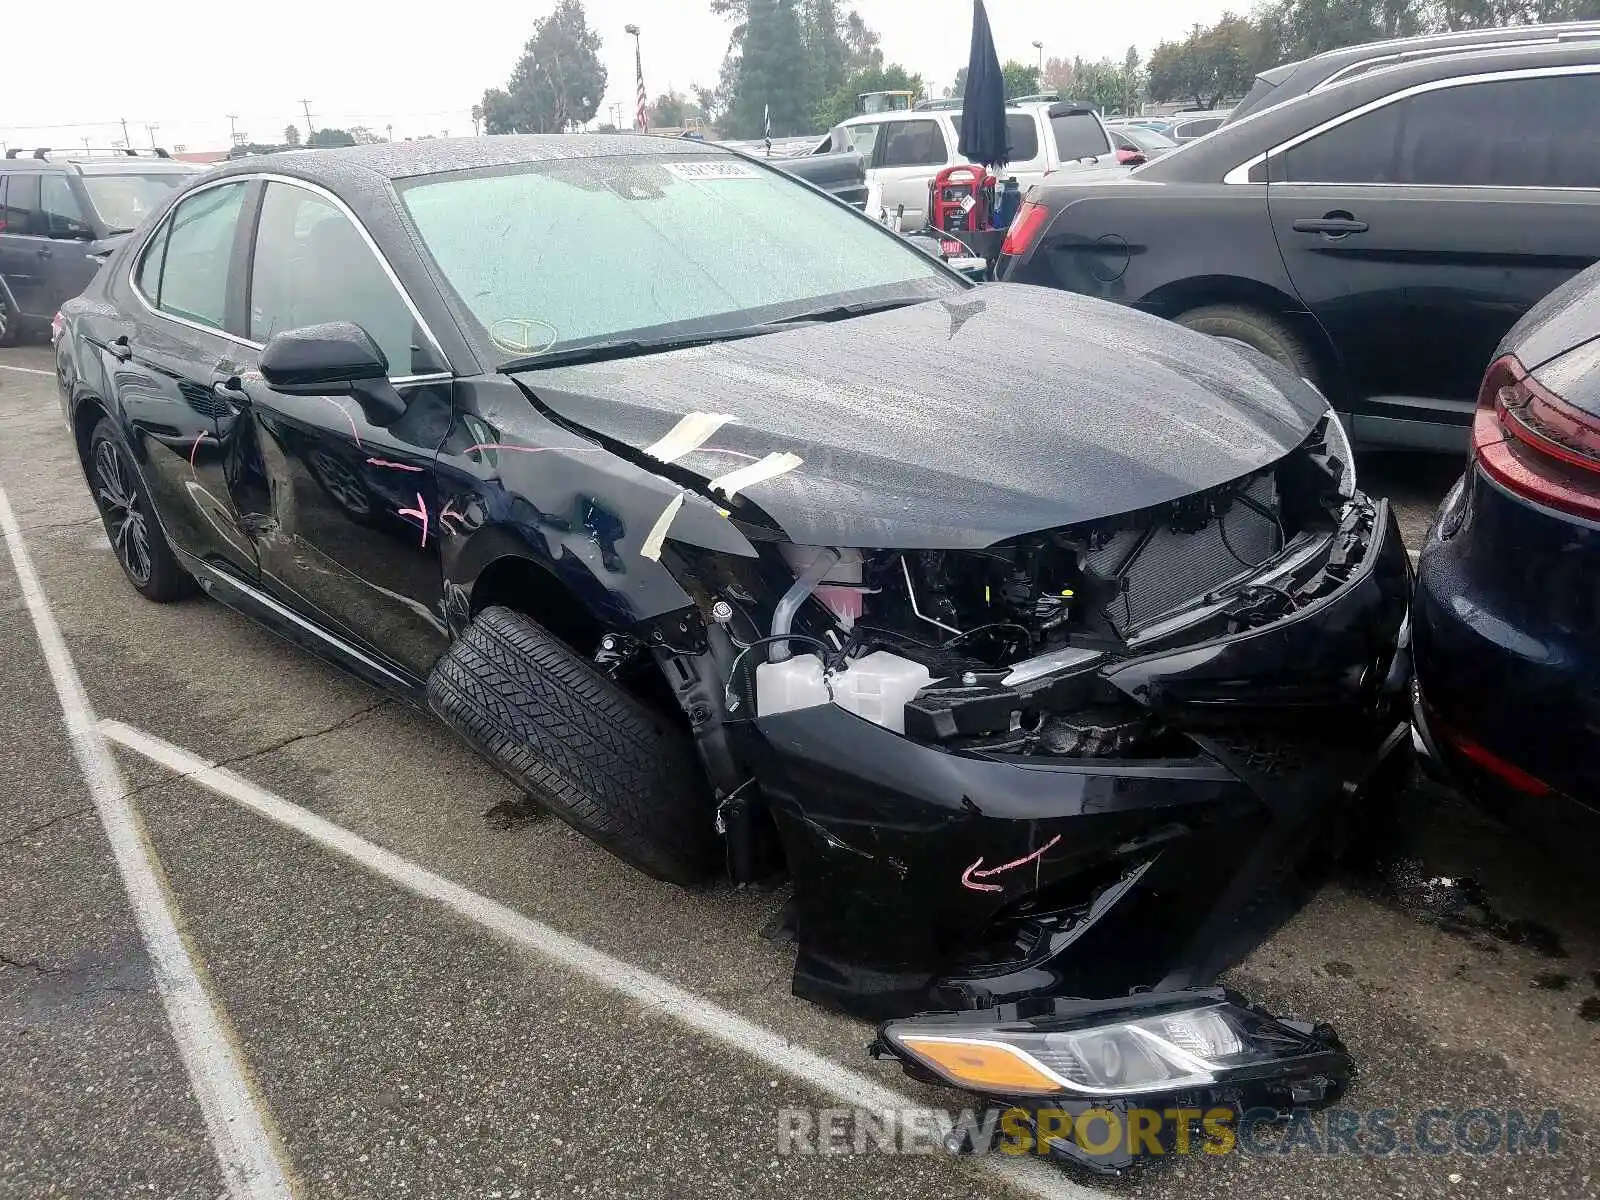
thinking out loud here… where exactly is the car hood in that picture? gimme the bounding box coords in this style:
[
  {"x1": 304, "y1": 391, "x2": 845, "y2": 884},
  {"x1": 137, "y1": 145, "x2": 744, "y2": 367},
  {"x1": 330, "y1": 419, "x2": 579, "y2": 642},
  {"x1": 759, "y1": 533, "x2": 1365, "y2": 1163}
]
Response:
[{"x1": 513, "y1": 284, "x2": 1327, "y2": 549}]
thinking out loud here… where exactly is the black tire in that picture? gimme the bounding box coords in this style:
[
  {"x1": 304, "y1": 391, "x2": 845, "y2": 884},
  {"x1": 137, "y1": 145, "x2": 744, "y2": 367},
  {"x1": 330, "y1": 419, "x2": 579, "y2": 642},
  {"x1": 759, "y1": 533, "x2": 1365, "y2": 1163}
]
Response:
[
  {"x1": 1176, "y1": 303, "x2": 1320, "y2": 385},
  {"x1": 0, "y1": 286, "x2": 18, "y2": 348},
  {"x1": 427, "y1": 606, "x2": 717, "y2": 885},
  {"x1": 88, "y1": 418, "x2": 197, "y2": 602}
]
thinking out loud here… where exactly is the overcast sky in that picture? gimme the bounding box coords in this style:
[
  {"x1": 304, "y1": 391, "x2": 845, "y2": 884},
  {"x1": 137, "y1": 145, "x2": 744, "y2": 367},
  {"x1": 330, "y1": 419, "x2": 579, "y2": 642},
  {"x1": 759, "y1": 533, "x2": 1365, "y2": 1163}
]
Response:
[{"x1": 2, "y1": 0, "x2": 1240, "y2": 153}]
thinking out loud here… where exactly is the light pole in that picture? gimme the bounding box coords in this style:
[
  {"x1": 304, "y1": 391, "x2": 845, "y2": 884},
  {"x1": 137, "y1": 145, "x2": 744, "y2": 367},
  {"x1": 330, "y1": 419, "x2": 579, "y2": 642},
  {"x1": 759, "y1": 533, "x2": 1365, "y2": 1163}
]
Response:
[
  {"x1": 1032, "y1": 40, "x2": 1044, "y2": 76},
  {"x1": 625, "y1": 23, "x2": 643, "y2": 131}
]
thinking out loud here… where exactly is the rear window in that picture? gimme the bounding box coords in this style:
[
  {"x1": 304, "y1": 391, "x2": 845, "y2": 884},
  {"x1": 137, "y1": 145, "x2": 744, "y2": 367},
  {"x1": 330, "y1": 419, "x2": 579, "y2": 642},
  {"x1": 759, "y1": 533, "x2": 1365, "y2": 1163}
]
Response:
[
  {"x1": 81, "y1": 173, "x2": 191, "y2": 235},
  {"x1": 397, "y1": 153, "x2": 957, "y2": 362},
  {"x1": 1050, "y1": 111, "x2": 1111, "y2": 161},
  {"x1": 1227, "y1": 75, "x2": 1280, "y2": 124},
  {"x1": 879, "y1": 120, "x2": 947, "y2": 167},
  {"x1": 1005, "y1": 114, "x2": 1040, "y2": 162}
]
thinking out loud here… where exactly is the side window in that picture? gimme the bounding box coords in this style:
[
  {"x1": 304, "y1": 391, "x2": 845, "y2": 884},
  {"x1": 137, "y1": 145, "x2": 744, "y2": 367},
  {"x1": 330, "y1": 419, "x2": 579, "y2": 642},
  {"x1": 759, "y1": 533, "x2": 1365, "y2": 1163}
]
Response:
[
  {"x1": 2, "y1": 174, "x2": 42, "y2": 236},
  {"x1": 154, "y1": 182, "x2": 248, "y2": 330},
  {"x1": 1006, "y1": 114, "x2": 1041, "y2": 162},
  {"x1": 1276, "y1": 102, "x2": 1405, "y2": 183},
  {"x1": 40, "y1": 175, "x2": 93, "y2": 238},
  {"x1": 880, "y1": 120, "x2": 948, "y2": 168},
  {"x1": 249, "y1": 182, "x2": 440, "y2": 377},
  {"x1": 136, "y1": 221, "x2": 171, "y2": 303},
  {"x1": 1280, "y1": 74, "x2": 1600, "y2": 188},
  {"x1": 1050, "y1": 111, "x2": 1112, "y2": 161},
  {"x1": 1391, "y1": 74, "x2": 1600, "y2": 189},
  {"x1": 846, "y1": 122, "x2": 882, "y2": 161}
]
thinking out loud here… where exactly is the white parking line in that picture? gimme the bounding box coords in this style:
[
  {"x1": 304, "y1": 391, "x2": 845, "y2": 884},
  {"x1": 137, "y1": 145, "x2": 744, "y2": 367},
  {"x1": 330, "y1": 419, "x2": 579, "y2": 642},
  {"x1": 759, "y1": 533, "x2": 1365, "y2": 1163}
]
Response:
[
  {"x1": 0, "y1": 488, "x2": 293, "y2": 1200},
  {"x1": 0, "y1": 363, "x2": 54, "y2": 376},
  {"x1": 98, "y1": 718, "x2": 1110, "y2": 1200}
]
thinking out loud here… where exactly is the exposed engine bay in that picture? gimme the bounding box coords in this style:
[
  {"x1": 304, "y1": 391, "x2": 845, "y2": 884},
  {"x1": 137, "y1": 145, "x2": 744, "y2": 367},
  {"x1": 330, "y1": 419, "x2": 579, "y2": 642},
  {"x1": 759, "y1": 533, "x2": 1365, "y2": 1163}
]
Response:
[{"x1": 709, "y1": 412, "x2": 1367, "y2": 759}]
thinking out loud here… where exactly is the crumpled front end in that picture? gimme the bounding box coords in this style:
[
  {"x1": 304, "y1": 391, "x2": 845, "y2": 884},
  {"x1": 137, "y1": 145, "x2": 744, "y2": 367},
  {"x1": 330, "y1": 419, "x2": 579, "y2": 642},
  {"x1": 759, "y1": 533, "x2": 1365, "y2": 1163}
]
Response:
[{"x1": 689, "y1": 411, "x2": 1411, "y2": 1021}]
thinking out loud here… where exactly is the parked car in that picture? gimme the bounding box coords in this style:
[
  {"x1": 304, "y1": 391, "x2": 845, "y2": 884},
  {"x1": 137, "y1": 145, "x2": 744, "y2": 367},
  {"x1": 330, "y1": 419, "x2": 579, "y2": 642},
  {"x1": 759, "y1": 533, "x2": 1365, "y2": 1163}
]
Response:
[
  {"x1": 1413, "y1": 260, "x2": 1600, "y2": 873},
  {"x1": 998, "y1": 41, "x2": 1600, "y2": 452},
  {"x1": 54, "y1": 136, "x2": 1406, "y2": 1109},
  {"x1": 0, "y1": 148, "x2": 196, "y2": 345},
  {"x1": 811, "y1": 102, "x2": 1119, "y2": 228},
  {"x1": 1224, "y1": 20, "x2": 1600, "y2": 126},
  {"x1": 1109, "y1": 124, "x2": 1179, "y2": 163},
  {"x1": 1169, "y1": 112, "x2": 1230, "y2": 141}
]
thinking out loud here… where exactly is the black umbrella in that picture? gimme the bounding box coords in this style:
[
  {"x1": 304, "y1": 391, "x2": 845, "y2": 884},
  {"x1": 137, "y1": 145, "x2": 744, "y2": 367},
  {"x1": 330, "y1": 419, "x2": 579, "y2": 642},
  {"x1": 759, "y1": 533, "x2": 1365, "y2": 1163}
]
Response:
[{"x1": 957, "y1": 0, "x2": 1010, "y2": 168}]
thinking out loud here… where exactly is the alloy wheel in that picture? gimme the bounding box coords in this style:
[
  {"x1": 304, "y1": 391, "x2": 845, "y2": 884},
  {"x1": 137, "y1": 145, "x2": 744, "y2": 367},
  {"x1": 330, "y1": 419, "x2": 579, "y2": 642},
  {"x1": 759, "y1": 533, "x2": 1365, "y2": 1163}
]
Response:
[{"x1": 93, "y1": 438, "x2": 153, "y2": 585}]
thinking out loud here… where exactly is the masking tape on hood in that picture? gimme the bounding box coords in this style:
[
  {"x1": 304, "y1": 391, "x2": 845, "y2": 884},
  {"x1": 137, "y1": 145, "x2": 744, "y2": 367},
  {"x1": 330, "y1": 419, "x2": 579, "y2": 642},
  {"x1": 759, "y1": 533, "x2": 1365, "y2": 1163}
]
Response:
[
  {"x1": 708, "y1": 452, "x2": 803, "y2": 501},
  {"x1": 644, "y1": 412, "x2": 738, "y2": 464}
]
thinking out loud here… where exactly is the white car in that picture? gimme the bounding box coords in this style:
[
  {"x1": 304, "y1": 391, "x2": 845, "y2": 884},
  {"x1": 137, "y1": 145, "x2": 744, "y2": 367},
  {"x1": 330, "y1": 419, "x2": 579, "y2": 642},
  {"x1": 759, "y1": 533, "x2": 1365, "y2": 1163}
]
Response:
[{"x1": 811, "y1": 102, "x2": 1121, "y2": 228}]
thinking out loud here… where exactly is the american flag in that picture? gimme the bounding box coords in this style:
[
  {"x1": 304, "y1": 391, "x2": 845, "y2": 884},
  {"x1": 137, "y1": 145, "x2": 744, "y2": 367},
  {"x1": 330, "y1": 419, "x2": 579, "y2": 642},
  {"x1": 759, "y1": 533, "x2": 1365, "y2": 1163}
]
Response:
[{"x1": 634, "y1": 42, "x2": 648, "y2": 131}]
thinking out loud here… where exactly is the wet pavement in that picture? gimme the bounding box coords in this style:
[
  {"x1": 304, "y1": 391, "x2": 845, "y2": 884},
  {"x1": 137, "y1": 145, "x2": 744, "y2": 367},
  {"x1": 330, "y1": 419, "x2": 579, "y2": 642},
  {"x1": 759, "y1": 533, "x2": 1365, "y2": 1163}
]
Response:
[{"x1": 2, "y1": 340, "x2": 1596, "y2": 1199}]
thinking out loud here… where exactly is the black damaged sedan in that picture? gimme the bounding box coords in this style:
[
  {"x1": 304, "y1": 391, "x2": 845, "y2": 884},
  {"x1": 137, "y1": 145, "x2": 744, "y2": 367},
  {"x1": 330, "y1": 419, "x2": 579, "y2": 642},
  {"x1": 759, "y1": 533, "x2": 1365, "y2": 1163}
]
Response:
[{"x1": 55, "y1": 136, "x2": 1404, "y2": 1158}]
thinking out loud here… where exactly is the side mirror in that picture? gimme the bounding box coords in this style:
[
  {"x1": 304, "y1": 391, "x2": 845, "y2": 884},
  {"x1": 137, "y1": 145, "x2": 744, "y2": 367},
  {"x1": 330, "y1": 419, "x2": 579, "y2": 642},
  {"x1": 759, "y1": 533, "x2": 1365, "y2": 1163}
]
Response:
[{"x1": 259, "y1": 322, "x2": 407, "y2": 426}]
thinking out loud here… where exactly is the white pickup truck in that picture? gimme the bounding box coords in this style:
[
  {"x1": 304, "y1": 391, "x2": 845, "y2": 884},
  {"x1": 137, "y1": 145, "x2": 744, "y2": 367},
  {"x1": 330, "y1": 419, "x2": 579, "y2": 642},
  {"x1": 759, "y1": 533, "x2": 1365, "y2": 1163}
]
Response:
[{"x1": 810, "y1": 101, "x2": 1125, "y2": 229}]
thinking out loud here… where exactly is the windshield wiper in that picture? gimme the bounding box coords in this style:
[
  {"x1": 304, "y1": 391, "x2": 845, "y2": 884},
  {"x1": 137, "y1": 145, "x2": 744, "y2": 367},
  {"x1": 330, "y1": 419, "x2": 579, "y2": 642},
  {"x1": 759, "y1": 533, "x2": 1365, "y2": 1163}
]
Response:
[
  {"x1": 497, "y1": 325, "x2": 783, "y2": 373},
  {"x1": 768, "y1": 297, "x2": 925, "y2": 324}
]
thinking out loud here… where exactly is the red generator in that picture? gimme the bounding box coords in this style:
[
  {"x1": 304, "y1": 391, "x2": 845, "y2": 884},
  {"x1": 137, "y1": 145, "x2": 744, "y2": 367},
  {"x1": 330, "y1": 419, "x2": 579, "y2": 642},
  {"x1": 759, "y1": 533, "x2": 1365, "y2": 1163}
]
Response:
[{"x1": 927, "y1": 164, "x2": 992, "y2": 234}]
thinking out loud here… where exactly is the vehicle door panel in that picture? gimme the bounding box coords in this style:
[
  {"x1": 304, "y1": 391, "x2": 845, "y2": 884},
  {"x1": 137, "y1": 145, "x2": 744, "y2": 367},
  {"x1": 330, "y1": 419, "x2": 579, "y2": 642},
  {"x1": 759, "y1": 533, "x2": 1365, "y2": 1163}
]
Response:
[
  {"x1": 103, "y1": 178, "x2": 260, "y2": 577},
  {"x1": 224, "y1": 377, "x2": 452, "y2": 679},
  {"x1": 872, "y1": 118, "x2": 951, "y2": 227},
  {"x1": 38, "y1": 173, "x2": 100, "y2": 313},
  {"x1": 1265, "y1": 70, "x2": 1600, "y2": 420},
  {"x1": 221, "y1": 179, "x2": 453, "y2": 680},
  {"x1": 1270, "y1": 184, "x2": 1598, "y2": 407},
  {"x1": 0, "y1": 174, "x2": 46, "y2": 317}
]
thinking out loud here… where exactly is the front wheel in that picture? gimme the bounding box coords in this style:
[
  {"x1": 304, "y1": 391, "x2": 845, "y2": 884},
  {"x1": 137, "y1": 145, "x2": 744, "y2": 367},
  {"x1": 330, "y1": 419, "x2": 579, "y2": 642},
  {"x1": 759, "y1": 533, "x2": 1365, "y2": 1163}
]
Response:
[
  {"x1": 88, "y1": 419, "x2": 196, "y2": 602},
  {"x1": 0, "y1": 287, "x2": 18, "y2": 348}
]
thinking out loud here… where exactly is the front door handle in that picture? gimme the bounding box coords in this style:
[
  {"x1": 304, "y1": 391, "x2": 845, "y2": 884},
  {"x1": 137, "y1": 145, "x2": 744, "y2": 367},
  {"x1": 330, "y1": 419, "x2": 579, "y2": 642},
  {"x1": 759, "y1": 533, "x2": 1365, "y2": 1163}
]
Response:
[
  {"x1": 36, "y1": 245, "x2": 53, "y2": 260},
  {"x1": 1292, "y1": 213, "x2": 1368, "y2": 236},
  {"x1": 109, "y1": 334, "x2": 133, "y2": 362}
]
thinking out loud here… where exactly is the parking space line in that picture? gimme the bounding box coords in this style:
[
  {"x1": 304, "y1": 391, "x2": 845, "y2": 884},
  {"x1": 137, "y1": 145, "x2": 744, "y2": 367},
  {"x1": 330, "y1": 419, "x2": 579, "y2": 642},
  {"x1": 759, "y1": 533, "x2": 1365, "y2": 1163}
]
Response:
[
  {"x1": 98, "y1": 718, "x2": 1109, "y2": 1200},
  {"x1": 0, "y1": 363, "x2": 54, "y2": 377},
  {"x1": 0, "y1": 488, "x2": 293, "y2": 1200}
]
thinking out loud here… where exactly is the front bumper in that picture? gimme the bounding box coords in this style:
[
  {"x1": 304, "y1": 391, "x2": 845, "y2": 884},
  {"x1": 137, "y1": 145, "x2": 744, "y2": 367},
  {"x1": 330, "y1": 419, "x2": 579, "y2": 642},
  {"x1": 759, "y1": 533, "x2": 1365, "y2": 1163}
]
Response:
[{"x1": 751, "y1": 498, "x2": 1411, "y2": 1021}]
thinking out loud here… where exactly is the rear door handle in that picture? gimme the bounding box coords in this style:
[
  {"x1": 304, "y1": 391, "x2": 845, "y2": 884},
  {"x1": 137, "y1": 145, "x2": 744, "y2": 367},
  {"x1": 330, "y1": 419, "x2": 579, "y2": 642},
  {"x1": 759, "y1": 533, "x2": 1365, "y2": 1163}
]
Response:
[{"x1": 1292, "y1": 216, "x2": 1368, "y2": 236}]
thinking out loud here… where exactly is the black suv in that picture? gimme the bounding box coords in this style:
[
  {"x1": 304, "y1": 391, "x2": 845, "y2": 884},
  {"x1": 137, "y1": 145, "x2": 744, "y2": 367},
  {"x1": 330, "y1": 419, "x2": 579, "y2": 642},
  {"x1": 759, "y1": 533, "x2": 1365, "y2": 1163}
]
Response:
[
  {"x1": 1225, "y1": 20, "x2": 1600, "y2": 125},
  {"x1": 999, "y1": 41, "x2": 1600, "y2": 450},
  {"x1": 0, "y1": 148, "x2": 196, "y2": 345}
]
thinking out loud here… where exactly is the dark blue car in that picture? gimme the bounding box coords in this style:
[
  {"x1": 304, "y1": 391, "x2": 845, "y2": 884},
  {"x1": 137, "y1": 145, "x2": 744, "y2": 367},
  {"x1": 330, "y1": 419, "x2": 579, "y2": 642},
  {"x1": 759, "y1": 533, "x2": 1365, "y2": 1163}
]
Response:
[{"x1": 1414, "y1": 261, "x2": 1600, "y2": 866}]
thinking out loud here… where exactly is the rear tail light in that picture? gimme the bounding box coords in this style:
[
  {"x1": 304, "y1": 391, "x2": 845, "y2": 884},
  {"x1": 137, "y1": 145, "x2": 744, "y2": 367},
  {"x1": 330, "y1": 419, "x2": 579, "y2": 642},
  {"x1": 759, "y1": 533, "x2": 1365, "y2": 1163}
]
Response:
[
  {"x1": 1473, "y1": 354, "x2": 1600, "y2": 521},
  {"x1": 1000, "y1": 200, "x2": 1049, "y2": 258}
]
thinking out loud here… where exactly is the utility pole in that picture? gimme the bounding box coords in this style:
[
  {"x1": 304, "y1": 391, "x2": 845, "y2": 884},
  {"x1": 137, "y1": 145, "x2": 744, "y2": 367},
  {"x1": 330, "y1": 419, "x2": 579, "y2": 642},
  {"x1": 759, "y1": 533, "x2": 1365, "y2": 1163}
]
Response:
[
  {"x1": 82, "y1": 137, "x2": 91, "y2": 152},
  {"x1": 145, "y1": 123, "x2": 160, "y2": 149},
  {"x1": 226, "y1": 113, "x2": 238, "y2": 144},
  {"x1": 299, "y1": 99, "x2": 314, "y2": 141},
  {"x1": 120, "y1": 117, "x2": 130, "y2": 147},
  {"x1": 385, "y1": 123, "x2": 394, "y2": 142}
]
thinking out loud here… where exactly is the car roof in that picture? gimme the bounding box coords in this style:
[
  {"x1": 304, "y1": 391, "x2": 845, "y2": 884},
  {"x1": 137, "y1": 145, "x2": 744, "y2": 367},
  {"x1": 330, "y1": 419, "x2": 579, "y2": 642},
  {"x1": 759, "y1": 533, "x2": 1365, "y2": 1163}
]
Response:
[
  {"x1": 1, "y1": 153, "x2": 194, "y2": 175},
  {"x1": 1236, "y1": 20, "x2": 1600, "y2": 115},
  {"x1": 201, "y1": 133, "x2": 729, "y2": 187},
  {"x1": 1122, "y1": 39, "x2": 1600, "y2": 184}
]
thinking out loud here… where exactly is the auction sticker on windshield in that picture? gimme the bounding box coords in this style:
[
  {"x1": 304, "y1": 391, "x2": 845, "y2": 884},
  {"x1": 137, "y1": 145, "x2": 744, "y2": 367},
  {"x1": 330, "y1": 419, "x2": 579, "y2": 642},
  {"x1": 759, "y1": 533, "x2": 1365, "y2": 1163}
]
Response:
[{"x1": 664, "y1": 161, "x2": 763, "y2": 181}]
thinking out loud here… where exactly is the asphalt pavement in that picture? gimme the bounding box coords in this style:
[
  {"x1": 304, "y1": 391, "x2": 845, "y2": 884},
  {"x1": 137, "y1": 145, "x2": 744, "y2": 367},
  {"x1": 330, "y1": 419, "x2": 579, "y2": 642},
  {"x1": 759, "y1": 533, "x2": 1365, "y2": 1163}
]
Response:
[{"x1": 2, "y1": 340, "x2": 1597, "y2": 1199}]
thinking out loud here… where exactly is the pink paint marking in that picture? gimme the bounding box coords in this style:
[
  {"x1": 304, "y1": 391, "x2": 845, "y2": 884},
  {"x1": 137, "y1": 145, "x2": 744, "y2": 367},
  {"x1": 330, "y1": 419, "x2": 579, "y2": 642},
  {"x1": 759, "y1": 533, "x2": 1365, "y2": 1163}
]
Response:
[
  {"x1": 960, "y1": 834, "x2": 1063, "y2": 894},
  {"x1": 438, "y1": 501, "x2": 464, "y2": 533},
  {"x1": 398, "y1": 492, "x2": 430, "y2": 547},
  {"x1": 367, "y1": 457, "x2": 425, "y2": 472},
  {"x1": 319, "y1": 396, "x2": 363, "y2": 448},
  {"x1": 189, "y1": 432, "x2": 205, "y2": 478}
]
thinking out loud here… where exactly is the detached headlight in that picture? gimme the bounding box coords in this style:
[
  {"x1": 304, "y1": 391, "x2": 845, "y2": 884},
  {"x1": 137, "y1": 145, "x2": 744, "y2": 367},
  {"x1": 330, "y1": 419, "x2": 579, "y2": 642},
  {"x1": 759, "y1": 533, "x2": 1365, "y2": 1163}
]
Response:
[{"x1": 874, "y1": 988, "x2": 1351, "y2": 1102}]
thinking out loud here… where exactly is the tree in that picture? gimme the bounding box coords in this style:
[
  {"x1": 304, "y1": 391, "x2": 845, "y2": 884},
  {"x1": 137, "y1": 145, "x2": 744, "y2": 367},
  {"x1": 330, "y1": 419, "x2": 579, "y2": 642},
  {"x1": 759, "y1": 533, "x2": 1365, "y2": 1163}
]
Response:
[
  {"x1": 348, "y1": 125, "x2": 385, "y2": 144},
  {"x1": 479, "y1": 0, "x2": 606, "y2": 134},
  {"x1": 308, "y1": 127, "x2": 357, "y2": 148},
  {"x1": 1148, "y1": 15, "x2": 1258, "y2": 108},
  {"x1": 803, "y1": 0, "x2": 852, "y2": 104},
  {"x1": 1001, "y1": 60, "x2": 1040, "y2": 98},
  {"x1": 814, "y1": 63, "x2": 923, "y2": 130},
  {"x1": 1041, "y1": 56, "x2": 1076, "y2": 97},
  {"x1": 283, "y1": 124, "x2": 301, "y2": 147},
  {"x1": 726, "y1": 0, "x2": 811, "y2": 138},
  {"x1": 1071, "y1": 57, "x2": 1128, "y2": 113},
  {"x1": 648, "y1": 89, "x2": 706, "y2": 128}
]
